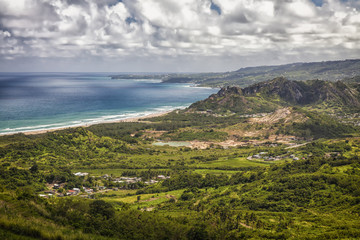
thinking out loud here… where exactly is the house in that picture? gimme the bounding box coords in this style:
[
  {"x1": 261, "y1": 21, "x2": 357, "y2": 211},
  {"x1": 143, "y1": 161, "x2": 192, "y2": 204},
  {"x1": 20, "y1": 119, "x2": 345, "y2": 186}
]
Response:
[
  {"x1": 118, "y1": 177, "x2": 142, "y2": 183},
  {"x1": 53, "y1": 184, "x2": 60, "y2": 189},
  {"x1": 157, "y1": 175, "x2": 166, "y2": 180},
  {"x1": 145, "y1": 180, "x2": 158, "y2": 184},
  {"x1": 66, "y1": 190, "x2": 77, "y2": 196},
  {"x1": 85, "y1": 188, "x2": 93, "y2": 194},
  {"x1": 73, "y1": 172, "x2": 88, "y2": 177},
  {"x1": 113, "y1": 179, "x2": 124, "y2": 183}
]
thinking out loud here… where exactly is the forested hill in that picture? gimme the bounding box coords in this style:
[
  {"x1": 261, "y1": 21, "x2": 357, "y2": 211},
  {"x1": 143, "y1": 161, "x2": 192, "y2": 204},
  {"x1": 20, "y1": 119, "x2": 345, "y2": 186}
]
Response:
[
  {"x1": 162, "y1": 59, "x2": 360, "y2": 87},
  {"x1": 189, "y1": 77, "x2": 360, "y2": 114},
  {"x1": 110, "y1": 59, "x2": 360, "y2": 87}
]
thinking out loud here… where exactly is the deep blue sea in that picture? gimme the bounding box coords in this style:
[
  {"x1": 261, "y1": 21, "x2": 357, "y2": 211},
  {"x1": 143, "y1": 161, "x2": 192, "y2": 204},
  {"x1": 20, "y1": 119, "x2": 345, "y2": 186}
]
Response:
[{"x1": 0, "y1": 73, "x2": 217, "y2": 135}]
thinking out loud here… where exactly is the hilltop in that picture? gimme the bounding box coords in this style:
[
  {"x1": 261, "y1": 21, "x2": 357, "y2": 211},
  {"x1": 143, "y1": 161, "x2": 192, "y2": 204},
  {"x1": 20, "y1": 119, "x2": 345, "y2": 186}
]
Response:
[
  {"x1": 164, "y1": 59, "x2": 360, "y2": 87},
  {"x1": 111, "y1": 59, "x2": 360, "y2": 88},
  {"x1": 189, "y1": 77, "x2": 360, "y2": 114}
]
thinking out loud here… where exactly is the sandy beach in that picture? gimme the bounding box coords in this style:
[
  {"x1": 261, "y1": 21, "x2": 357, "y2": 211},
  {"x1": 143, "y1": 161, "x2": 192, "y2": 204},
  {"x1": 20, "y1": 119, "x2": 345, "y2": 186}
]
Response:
[{"x1": 1, "y1": 110, "x2": 172, "y2": 136}]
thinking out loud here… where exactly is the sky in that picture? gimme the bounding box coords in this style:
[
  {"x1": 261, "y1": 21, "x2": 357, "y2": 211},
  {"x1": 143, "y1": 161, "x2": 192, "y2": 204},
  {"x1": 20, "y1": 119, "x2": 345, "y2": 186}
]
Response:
[{"x1": 0, "y1": 0, "x2": 359, "y2": 72}]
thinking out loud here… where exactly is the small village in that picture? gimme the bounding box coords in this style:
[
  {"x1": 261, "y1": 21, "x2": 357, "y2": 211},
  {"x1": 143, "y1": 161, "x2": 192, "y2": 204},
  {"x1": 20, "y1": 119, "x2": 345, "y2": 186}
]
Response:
[{"x1": 39, "y1": 173, "x2": 171, "y2": 199}]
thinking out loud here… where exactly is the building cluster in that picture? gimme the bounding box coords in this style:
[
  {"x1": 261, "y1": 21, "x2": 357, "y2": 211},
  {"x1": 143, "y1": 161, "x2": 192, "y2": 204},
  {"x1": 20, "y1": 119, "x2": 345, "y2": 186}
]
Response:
[
  {"x1": 247, "y1": 152, "x2": 300, "y2": 161},
  {"x1": 66, "y1": 187, "x2": 94, "y2": 196},
  {"x1": 113, "y1": 176, "x2": 142, "y2": 184},
  {"x1": 39, "y1": 185, "x2": 97, "y2": 198},
  {"x1": 39, "y1": 173, "x2": 170, "y2": 198},
  {"x1": 112, "y1": 175, "x2": 170, "y2": 185}
]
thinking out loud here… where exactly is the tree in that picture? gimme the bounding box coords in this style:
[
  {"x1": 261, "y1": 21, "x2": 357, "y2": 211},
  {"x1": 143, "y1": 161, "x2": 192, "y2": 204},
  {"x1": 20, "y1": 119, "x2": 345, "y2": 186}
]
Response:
[
  {"x1": 89, "y1": 200, "x2": 115, "y2": 220},
  {"x1": 16, "y1": 186, "x2": 36, "y2": 200},
  {"x1": 30, "y1": 163, "x2": 39, "y2": 174},
  {"x1": 187, "y1": 224, "x2": 209, "y2": 240}
]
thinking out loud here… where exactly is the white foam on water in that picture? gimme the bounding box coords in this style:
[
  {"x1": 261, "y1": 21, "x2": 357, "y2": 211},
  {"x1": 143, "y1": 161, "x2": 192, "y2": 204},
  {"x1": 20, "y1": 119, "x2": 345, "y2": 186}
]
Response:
[{"x1": 0, "y1": 104, "x2": 191, "y2": 135}]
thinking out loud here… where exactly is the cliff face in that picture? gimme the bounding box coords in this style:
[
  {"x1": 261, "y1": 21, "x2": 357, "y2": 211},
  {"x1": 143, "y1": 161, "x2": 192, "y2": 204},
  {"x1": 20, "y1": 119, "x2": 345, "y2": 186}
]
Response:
[
  {"x1": 189, "y1": 77, "x2": 360, "y2": 114},
  {"x1": 243, "y1": 77, "x2": 360, "y2": 106}
]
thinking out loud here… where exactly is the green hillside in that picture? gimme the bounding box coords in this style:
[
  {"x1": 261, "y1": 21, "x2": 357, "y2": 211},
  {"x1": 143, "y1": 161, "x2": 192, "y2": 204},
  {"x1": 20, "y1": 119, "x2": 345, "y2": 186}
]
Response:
[
  {"x1": 196, "y1": 59, "x2": 360, "y2": 87},
  {"x1": 189, "y1": 77, "x2": 360, "y2": 114},
  {"x1": 0, "y1": 127, "x2": 359, "y2": 239},
  {"x1": 118, "y1": 59, "x2": 360, "y2": 88}
]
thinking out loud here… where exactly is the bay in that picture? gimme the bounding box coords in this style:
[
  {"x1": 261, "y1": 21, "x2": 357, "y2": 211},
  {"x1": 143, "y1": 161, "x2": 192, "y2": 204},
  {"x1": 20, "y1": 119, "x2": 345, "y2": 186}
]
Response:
[{"x1": 0, "y1": 73, "x2": 217, "y2": 135}]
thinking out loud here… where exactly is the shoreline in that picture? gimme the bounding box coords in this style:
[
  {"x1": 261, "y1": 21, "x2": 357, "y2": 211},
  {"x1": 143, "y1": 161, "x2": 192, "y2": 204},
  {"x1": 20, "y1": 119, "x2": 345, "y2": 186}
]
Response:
[{"x1": 0, "y1": 110, "x2": 172, "y2": 137}]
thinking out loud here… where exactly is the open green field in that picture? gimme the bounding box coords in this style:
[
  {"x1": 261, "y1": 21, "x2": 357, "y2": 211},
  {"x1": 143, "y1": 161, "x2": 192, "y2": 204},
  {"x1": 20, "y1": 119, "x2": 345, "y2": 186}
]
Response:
[
  {"x1": 100, "y1": 189, "x2": 184, "y2": 208},
  {"x1": 192, "y1": 156, "x2": 271, "y2": 168}
]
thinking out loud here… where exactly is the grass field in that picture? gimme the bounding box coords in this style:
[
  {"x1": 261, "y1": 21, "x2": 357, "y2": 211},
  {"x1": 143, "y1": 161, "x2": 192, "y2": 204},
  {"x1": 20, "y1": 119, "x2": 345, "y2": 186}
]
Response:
[
  {"x1": 192, "y1": 169, "x2": 241, "y2": 175},
  {"x1": 192, "y1": 156, "x2": 269, "y2": 168},
  {"x1": 99, "y1": 189, "x2": 184, "y2": 209}
]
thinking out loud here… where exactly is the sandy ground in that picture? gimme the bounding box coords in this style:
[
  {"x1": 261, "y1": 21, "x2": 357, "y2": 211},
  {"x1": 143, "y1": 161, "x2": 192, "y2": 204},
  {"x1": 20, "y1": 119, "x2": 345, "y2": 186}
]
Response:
[{"x1": 1, "y1": 111, "x2": 171, "y2": 136}]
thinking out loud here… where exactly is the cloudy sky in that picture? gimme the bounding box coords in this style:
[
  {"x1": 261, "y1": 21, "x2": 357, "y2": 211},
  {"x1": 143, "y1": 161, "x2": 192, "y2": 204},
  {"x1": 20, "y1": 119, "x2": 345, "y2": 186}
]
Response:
[{"x1": 0, "y1": 0, "x2": 359, "y2": 72}]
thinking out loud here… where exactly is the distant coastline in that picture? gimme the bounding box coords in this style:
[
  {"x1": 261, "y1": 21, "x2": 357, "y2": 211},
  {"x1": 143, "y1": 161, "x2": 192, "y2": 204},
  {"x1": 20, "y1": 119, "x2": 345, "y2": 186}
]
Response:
[
  {"x1": 0, "y1": 73, "x2": 217, "y2": 137},
  {"x1": 0, "y1": 110, "x2": 172, "y2": 136}
]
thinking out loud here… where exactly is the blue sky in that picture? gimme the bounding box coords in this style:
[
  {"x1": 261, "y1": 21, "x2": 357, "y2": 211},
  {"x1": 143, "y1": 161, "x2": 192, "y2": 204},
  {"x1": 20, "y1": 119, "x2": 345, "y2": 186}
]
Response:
[{"x1": 0, "y1": 0, "x2": 359, "y2": 72}]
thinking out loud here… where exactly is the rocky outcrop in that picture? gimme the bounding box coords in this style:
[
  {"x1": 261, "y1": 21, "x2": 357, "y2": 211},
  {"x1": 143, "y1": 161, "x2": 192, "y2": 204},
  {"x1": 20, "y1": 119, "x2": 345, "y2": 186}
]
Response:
[{"x1": 189, "y1": 77, "x2": 360, "y2": 114}]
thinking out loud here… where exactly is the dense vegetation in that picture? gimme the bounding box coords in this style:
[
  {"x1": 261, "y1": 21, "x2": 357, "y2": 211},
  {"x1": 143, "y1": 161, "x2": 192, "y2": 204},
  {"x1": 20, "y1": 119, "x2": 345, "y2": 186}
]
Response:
[
  {"x1": 189, "y1": 77, "x2": 360, "y2": 114},
  {"x1": 0, "y1": 130, "x2": 359, "y2": 239}
]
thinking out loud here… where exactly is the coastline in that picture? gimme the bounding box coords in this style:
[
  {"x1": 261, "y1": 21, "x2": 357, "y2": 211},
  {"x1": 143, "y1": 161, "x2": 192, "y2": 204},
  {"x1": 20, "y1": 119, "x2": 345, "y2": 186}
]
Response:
[{"x1": 0, "y1": 110, "x2": 172, "y2": 137}]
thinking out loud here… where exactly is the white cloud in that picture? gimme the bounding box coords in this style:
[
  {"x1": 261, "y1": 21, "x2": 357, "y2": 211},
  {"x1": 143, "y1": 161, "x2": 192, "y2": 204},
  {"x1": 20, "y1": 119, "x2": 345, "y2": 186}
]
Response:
[
  {"x1": 0, "y1": 0, "x2": 359, "y2": 71},
  {"x1": 283, "y1": 0, "x2": 317, "y2": 18}
]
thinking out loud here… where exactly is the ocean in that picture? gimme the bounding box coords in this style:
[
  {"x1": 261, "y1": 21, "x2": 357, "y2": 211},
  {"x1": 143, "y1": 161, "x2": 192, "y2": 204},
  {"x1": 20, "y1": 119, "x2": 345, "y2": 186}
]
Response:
[{"x1": 0, "y1": 73, "x2": 217, "y2": 135}]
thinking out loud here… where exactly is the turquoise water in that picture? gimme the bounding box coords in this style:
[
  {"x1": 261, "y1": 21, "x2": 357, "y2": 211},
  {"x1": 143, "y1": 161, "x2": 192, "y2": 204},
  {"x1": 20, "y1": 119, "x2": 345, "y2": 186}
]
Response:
[{"x1": 0, "y1": 73, "x2": 217, "y2": 134}]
